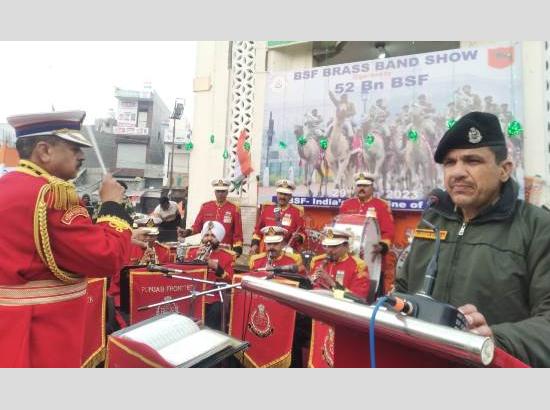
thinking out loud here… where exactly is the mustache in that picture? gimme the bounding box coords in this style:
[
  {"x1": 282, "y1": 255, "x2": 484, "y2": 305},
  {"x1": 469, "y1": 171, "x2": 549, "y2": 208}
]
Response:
[{"x1": 449, "y1": 179, "x2": 474, "y2": 189}]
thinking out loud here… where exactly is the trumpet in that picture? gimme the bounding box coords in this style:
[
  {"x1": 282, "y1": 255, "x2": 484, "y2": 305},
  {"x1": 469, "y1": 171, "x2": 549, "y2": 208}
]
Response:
[
  {"x1": 140, "y1": 243, "x2": 159, "y2": 265},
  {"x1": 265, "y1": 250, "x2": 275, "y2": 270},
  {"x1": 195, "y1": 242, "x2": 213, "y2": 262},
  {"x1": 308, "y1": 258, "x2": 343, "y2": 290}
]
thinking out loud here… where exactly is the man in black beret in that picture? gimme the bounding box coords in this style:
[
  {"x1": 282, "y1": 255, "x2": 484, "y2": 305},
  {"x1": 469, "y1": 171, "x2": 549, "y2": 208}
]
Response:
[{"x1": 396, "y1": 111, "x2": 550, "y2": 367}]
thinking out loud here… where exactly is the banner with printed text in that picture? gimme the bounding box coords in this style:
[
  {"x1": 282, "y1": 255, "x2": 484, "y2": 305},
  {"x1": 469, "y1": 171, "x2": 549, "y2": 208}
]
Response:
[{"x1": 260, "y1": 43, "x2": 524, "y2": 211}]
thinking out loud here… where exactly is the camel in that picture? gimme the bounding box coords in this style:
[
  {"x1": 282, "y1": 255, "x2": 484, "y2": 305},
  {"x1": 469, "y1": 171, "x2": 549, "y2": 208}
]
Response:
[
  {"x1": 325, "y1": 112, "x2": 353, "y2": 197},
  {"x1": 294, "y1": 125, "x2": 329, "y2": 197},
  {"x1": 404, "y1": 133, "x2": 437, "y2": 197},
  {"x1": 358, "y1": 117, "x2": 386, "y2": 186}
]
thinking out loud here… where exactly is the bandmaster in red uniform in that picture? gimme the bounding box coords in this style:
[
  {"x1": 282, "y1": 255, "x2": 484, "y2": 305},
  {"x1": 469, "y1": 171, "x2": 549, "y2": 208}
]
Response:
[
  {"x1": 251, "y1": 179, "x2": 305, "y2": 253},
  {"x1": 185, "y1": 178, "x2": 243, "y2": 256},
  {"x1": 185, "y1": 220, "x2": 235, "y2": 330},
  {"x1": 0, "y1": 111, "x2": 133, "y2": 367}
]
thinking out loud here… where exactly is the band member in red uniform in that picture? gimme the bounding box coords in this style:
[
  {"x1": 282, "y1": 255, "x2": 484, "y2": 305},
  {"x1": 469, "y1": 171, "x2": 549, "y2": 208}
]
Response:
[
  {"x1": 309, "y1": 227, "x2": 370, "y2": 300},
  {"x1": 339, "y1": 171, "x2": 395, "y2": 294},
  {"x1": 108, "y1": 218, "x2": 171, "y2": 323},
  {"x1": 251, "y1": 179, "x2": 305, "y2": 254},
  {"x1": 0, "y1": 111, "x2": 133, "y2": 367},
  {"x1": 182, "y1": 178, "x2": 243, "y2": 256},
  {"x1": 249, "y1": 226, "x2": 305, "y2": 274},
  {"x1": 127, "y1": 217, "x2": 171, "y2": 265},
  {"x1": 185, "y1": 221, "x2": 235, "y2": 330}
]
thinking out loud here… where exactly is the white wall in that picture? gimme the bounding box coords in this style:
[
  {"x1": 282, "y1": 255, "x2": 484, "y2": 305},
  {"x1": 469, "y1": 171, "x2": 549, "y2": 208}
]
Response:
[{"x1": 187, "y1": 42, "x2": 232, "y2": 226}]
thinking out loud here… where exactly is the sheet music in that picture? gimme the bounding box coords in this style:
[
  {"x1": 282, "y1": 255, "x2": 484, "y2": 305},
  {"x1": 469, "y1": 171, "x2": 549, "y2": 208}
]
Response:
[
  {"x1": 158, "y1": 328, "x2": 231, "y2": 367},
  {"x1": 122, "y1": 314, "x2": 199, "y2": 351}
]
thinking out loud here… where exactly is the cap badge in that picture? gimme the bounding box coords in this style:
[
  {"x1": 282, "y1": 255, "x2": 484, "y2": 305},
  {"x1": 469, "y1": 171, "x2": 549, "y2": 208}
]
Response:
[
  {"x1": 326, "y1": 229, "x2": 334, "y2": 239},
  {"x1": 146, "y1": 218, "x2": 155, "y2": 227},
  {"x1": 267, "y1": 227, "x2": 276, "y2": 235},
  {"x1": 281, "y1": 181, "x2": 288, "y2": 188},
  {"x1": 468, "y1": 127, "x2": 482, "y2": 144}
]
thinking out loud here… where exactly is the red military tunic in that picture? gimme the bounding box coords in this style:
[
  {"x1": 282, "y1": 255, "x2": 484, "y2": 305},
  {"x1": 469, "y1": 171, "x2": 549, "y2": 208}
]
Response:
[
  {"x1": 339, "y1": 196, "x2": 394, "y2": 247},
  {"x1": 253, "y1": 203, "x2": 305, "y2": 247},
  {"x1": 309, "y1": 253, "x2": 370, "y2": 299},
  {"x1": 108, "y1": 242, "x2": 172, "y2": 308},
  {"x1": 249, "y1": 251, "x2": 305, "y2": 275},
  {"x1": 185, "y1": 246, "x2": 235, "y2": 303},
  {"x1": 191, "y1": 200, "x2": 243, "y2": 248},
  {"x1": 0, "y1": 162, "x2": 132, "y2": 367}
]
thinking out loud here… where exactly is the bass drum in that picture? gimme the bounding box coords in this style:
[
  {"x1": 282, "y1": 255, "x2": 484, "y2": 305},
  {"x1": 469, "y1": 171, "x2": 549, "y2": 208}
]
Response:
[{"x1": 331, "y1": 213, "x2": 382, "y2": 299}]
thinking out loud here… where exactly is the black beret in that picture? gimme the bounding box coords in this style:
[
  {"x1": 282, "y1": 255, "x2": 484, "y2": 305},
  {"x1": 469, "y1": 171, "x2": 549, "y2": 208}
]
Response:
[{"x1": 434, "y1": 111, "x2": 506, "y2": 163}]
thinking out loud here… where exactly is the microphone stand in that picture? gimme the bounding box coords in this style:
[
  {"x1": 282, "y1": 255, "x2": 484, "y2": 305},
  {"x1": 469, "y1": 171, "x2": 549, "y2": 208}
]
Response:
[
  {"x1": 168, "y1": 274, "x2": 231, "y2": 330},
  {"x1": 148, "y1": 264, "x2": 229, "y2": 327},
  {"x1": 390, "y1": 217, "x2": 467, "y2": 329},
  {"x1": 137, "y1": 283, "x2": 241, "y2": 312}
]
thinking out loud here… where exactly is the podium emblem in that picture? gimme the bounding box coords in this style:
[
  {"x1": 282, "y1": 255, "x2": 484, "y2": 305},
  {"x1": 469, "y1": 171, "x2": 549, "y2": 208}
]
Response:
[
  {"x1": 156, "y1": 296, "x2": 179, "y2": 316},
  {"x1": 248, "y1": 303, "x2": 273, "y2": 338},
  {"x1": 322, "y1": 327, "x2": 335, "y2": 368}
]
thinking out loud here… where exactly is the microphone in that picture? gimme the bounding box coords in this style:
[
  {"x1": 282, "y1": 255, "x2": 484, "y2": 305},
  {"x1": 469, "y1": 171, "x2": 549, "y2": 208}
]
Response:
[
  {"x1": 418, "y1": 218, "x2": 441, "y2": 297},
  {"x1": 257, "y1": 264, "x2": 299, "y2": 274},
  {"x1": 147, "y1": 264, "x2": 183, "y2": 274},
  {"x1": 425, "y1": 188, "x2": 445, "y2": 210}
]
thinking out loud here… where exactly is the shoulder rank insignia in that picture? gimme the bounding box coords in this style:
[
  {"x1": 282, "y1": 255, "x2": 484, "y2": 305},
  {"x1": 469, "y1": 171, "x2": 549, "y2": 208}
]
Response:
[
  {"x1": 61, "y1": 205, "x2": 90, "y2": 225},
  {"x1": 413, "y1": 228, "x2": 448, "y2": 240}
]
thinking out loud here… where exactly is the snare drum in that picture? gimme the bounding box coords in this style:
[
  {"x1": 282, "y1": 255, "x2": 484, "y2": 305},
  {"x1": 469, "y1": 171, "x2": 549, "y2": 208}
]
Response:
[{"x1": 331, "y1": 213, "x2": 382, "y2": 295}]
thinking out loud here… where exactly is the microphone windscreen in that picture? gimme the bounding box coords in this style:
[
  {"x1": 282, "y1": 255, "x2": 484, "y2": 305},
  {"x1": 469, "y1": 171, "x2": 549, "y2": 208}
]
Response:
[{"x1": 426, "y1": 188, "x2": 445, "y2": 208}]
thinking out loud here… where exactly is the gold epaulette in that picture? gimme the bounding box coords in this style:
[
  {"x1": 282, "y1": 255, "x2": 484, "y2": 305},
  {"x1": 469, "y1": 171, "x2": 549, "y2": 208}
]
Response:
[
  {"x1": 249, "y1": 252, "x2": 266, "y2": 270},
  {"x1": 310, "y1": 254, "x2": 327, "y2": 267},
  {"x1": 285, "y1": 251, "x2": 303, "y2": 265},
  {"x1": 219, "y1": 247, "x2": 237, "y2": 261},
  {"x1": 18, "y1": 159, "x2": 79, "y2": 211},
  {"x1": 351, "y1": 255, "x2": 367, "y2": 278},
  {"x1": 96, "y1": 215, "x2": 131, "y2": 232}
]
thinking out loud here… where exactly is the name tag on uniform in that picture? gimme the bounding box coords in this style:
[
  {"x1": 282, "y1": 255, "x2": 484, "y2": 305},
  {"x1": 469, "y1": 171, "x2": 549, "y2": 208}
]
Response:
[
  {"x1": 281, "y1": 213, "x2": 292, "y2": 226},
  {"x1": 413, "y1": 228, "x2": 448, "y2": 240},
  {"x1": 223, "y1": 211, "x2": 232, "y2": 224},
  {"x1": 335, "y1": 270, "x2": 345, "y2": 285}
]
